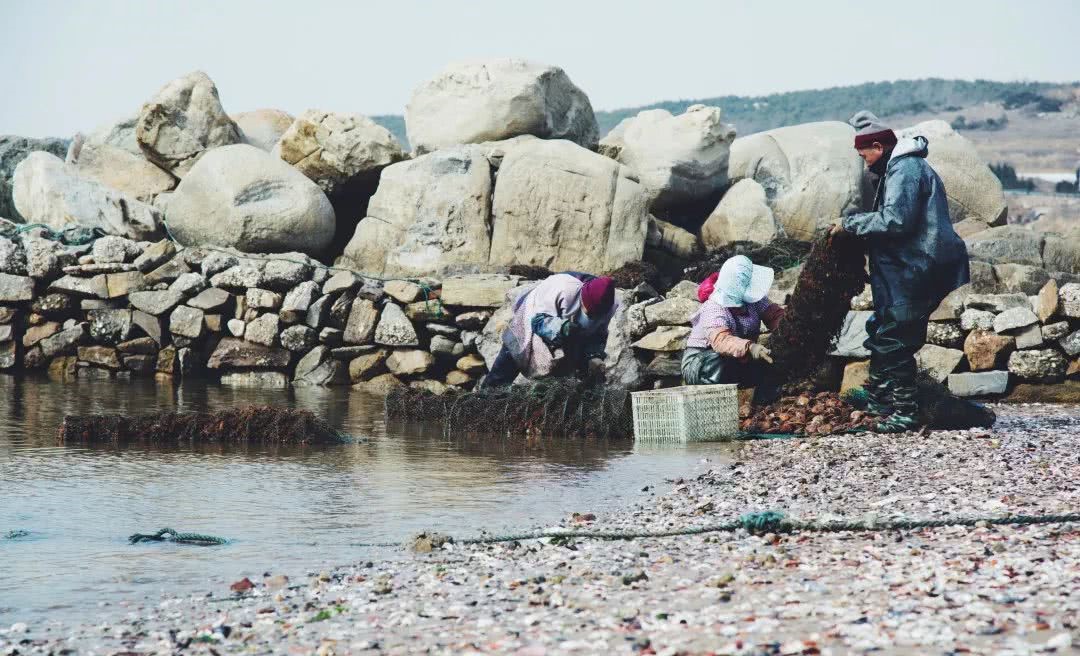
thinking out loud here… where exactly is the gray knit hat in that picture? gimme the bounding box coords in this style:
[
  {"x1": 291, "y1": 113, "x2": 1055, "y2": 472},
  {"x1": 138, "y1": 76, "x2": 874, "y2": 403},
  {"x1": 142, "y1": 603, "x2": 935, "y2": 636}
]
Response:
[{"x1": 850, "y1": 110, "x2": 898, "y2": 149}]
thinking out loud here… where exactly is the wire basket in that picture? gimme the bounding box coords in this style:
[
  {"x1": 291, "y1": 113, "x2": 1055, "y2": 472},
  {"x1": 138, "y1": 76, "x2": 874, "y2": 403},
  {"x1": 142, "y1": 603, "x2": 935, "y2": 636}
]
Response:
[{"x1": 631, "y1": 384, "x2": 739, "y2": 442}]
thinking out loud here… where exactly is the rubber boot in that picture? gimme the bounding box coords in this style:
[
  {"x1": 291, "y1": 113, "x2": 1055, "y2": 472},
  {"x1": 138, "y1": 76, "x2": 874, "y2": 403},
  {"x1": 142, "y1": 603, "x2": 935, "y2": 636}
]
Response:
[
  {"x1": 842, "y1": 369, "x2": 894, "y2": 416},
  {"x1": 875, "y1": 378, "x2": 920, "y2": 433}
]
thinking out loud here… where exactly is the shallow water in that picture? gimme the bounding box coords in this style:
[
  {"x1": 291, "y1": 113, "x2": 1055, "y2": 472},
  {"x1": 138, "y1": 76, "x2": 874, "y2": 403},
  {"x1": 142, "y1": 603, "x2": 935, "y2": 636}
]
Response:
[{"x1": 0, "y1": 376, "x2": 734, "y2": 624}]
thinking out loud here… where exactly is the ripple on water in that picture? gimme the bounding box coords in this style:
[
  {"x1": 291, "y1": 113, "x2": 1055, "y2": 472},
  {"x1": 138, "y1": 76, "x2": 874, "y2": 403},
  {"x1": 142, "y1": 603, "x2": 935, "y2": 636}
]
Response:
[{"x1": 0, "y1": 376, "x2": 730, "y2": 624}]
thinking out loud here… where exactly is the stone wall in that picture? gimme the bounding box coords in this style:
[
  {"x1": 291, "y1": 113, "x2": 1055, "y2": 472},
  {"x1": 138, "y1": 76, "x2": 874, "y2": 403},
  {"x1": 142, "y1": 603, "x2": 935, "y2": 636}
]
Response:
[
  {"x1": 0, "y1": 231, "x2": 513, "y2": 393},
  {"x1": 1, "y1": 228, "x2": 1078, "y2": 401}
]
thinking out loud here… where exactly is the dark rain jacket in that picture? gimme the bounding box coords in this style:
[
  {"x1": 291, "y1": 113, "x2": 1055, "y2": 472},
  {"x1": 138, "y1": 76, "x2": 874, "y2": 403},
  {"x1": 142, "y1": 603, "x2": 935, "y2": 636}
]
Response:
[{"x1": 842, "y1": 136, "x2": 970, "y2": 320}]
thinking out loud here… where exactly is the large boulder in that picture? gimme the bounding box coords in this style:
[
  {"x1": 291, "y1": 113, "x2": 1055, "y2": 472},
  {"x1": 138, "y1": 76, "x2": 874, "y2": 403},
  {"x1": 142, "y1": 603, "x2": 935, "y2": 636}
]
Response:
[
  {"x1": 897, "y1": 120, "x2": 1007, "y2": 227},
  {"x1": 964, "y1": 226, "x2": 1044, "y2": 267},
  {"x1": 0, "y1": 135, "x2": 69, "y2": 221},
  {"x1": 73, "y1": 142, "x2": 176, "y2": 201},
  {"x1": 135, "y1": 71, "x2": 241, "y2": 177},
  {"x1": 276, "y1": 110, "x2": 406, "y2": 250},
  {"x1": 12, "y1": 152, "x2": 162, "y2": 240},
  {"x1": 598, "y1": 105, "x2": 735, "y2": 213},
  {"x1": 727, "y1": 121, "x2": 863, "y2": 241},
  {"x1": 274, "y1": 110, "x2": 404, "y2": 196},
  {"x1": 233, "y1": 109, "x2": 294, "y2": 152},
  {"x1": 340, "y1": 145, "x2": 493, "y2": 276},
  {"x1": 489, "y1": 139, "x2": 649, "y2": 273},
  {"x1": 87, "y1": 115, "x2": 141, "y2": 155},
  {"x1": 699, "y1": 178, "x2": 780, "y2": 249},
  {"x1": 406, "y1": 59, "x2": 598, "y2": 154},
  {"x1": 164, "y1": 144, "x2": 335, "y2": 256}
]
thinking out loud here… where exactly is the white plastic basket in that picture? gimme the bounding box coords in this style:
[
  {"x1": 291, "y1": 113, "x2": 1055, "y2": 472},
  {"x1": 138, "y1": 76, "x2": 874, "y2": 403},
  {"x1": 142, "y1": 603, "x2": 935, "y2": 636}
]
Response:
[{"x1": 630, "y1": 384, "x2": 739, "y2": 442}]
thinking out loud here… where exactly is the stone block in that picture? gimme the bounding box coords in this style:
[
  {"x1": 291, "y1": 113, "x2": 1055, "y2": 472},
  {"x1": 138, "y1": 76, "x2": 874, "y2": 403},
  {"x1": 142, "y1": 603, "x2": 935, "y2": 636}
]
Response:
[
  {"x1": 631, "y1": 326, "x2": 690, "y2": 352},
  {"x1": 169, "y1": 305, "x2": 205, "y2": 339},
  {"x1": 440, "y1": 275, "x2": 523, "y2": 308},
  {"x1": 375, "y1": 303, "x2": 419, "y2": 346},
  {"x1": 947, "y1": 371, "x2": 1009, "y2": 397}
]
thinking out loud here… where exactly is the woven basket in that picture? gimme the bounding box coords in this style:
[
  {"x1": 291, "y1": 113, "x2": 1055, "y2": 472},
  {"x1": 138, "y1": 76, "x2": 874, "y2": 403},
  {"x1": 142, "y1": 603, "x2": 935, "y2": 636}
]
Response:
[{"x1": 631, "y1": 384, "x2": 739, "y2": 442}]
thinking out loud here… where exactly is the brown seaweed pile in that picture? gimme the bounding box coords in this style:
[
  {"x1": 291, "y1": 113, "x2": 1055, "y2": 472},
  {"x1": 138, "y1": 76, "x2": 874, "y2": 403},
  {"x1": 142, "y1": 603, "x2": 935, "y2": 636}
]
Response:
[
  {"x1": 385, "y1": 380, "x2": 633, "y2": 440},
  {"x1": 682, "y1": 238, "x2": 812, "y2": 284},
  {"x1": 604, "y1": 261, "x2": 663, "y2": 291},
  {"x1": 740, "y1": 392, "x2": 879, "y2": 436},
  {"x1": 767, "y1": 232, "x2": 867, "y2": 391},
  {"x1": 508, "y1": 264, "x2": 554, "y2": 280},
  {"x1": 57, "y1": 406, "x2": 349, "y2": 445}
]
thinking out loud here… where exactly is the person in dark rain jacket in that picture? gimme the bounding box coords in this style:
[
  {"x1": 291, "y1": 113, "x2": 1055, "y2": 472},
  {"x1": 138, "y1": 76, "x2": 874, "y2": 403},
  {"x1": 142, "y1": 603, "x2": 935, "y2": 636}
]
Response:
[{"x1": 831, "y1": 111, "x2": 970, "y2": 432}]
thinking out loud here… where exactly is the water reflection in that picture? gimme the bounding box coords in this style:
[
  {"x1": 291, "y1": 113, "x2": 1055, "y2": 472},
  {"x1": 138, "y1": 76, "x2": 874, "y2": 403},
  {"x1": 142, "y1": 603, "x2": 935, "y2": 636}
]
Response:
[{"x1": 0, "y1": 375, "x2": 730, "y2": 624}]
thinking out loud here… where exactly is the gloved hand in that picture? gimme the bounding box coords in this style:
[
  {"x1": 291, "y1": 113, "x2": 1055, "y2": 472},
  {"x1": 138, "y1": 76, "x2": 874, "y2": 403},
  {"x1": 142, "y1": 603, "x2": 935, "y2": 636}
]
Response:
[
  {"x1": 748, "y1": 343, "x2": 774, "y2": 364},
  {"x1": 560, "y1": 319, "x2": 580, "y2": 341},
  {"x1": 586, "y1": 357, "x2": 605, "y2": 378},
  {"x1": 828, "y1": 217, "x2": 846, "y2": 237}
]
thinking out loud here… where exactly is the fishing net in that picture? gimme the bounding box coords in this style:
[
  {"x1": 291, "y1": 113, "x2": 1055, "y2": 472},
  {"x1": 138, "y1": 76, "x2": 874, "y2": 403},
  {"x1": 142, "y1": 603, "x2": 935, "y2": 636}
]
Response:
[
  {"x1": 385, "y1": 380, "x2": 634, "y2": 440},
  {"x1": 766, "y1": 232, "x2": 867, "y2": 392},
  {"x1": 57, "y1": 406, "x2": 350, "y2": 446},
  {"x1": 913, "y1": 376, "x2": 996, "y2": 430}
]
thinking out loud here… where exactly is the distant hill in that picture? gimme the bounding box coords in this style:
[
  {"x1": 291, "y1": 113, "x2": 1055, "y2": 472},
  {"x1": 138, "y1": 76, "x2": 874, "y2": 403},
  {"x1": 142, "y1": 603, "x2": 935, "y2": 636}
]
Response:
[{"x1": 372, "y1": 78, "x2": 1069, "y2": 150}]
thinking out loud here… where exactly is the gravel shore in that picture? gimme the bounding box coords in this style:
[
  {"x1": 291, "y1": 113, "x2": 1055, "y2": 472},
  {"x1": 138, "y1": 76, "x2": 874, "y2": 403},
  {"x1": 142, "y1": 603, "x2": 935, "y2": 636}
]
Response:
[{"x1": 6, "y1": 403, "x2": 1080, "y2": 655}]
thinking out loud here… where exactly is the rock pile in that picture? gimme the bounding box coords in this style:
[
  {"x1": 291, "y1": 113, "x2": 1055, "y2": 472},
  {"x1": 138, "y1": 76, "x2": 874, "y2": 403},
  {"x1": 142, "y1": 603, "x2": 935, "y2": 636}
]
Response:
[
  {"x1": 832, "y1": 272, "x2": 1080, "y2": 401},
  {"x1": 0, "y1": 58, "x2": 1077, "y2": 403},
  {"x1": 0, "y1": 230, "x2": 523, "y2": 393}
]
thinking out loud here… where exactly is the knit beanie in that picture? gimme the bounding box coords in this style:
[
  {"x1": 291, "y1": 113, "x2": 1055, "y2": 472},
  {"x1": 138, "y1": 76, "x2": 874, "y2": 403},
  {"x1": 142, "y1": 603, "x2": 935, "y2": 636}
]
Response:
[
  {"x1": 850, "y1": 110, "x2": 898, "y2": 150},
  {"x1": 580, "y1": 276, "x2": 615, "y2": 315}
]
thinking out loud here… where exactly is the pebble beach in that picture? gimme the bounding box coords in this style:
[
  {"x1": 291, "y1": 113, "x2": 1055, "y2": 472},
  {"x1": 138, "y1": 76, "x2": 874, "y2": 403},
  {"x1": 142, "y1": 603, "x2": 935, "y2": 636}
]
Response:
[{"x1": 5, "y1": 402, "x2": 1080, "y2": 655}]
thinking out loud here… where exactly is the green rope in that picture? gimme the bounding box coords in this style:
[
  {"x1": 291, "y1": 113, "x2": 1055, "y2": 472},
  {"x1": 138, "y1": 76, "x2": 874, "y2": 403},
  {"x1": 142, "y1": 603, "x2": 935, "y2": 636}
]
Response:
[
  {"x1": 0, "y1": 218, "x2": 106, "y2": 246},
  {"x1": 129, "y1": 528, "x2": 228, "y2": 546},
  {"x1": 352, "y1": 511, "x2": 1080, "y2": 549}
]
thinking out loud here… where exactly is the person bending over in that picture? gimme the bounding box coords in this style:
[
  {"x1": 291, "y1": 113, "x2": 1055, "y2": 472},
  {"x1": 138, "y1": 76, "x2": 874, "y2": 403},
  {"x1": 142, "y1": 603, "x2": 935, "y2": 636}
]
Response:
[
  {"x1": 682, "y1": 255, "x2": 784, "y2": 404},
  {"x1": 482, "y1": 273, "x2": 617, "y2": 389}
]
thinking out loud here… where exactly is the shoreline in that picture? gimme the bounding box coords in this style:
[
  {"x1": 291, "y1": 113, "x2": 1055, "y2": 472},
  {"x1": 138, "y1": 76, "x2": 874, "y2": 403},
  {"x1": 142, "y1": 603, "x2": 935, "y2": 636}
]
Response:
[{"x1": 6, "y1": 402, "x2": 1080, "y2": 655}]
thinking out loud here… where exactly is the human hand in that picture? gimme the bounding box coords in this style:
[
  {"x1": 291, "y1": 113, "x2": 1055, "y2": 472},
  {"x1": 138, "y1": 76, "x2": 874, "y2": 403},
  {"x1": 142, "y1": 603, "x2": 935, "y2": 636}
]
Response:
[
  {"x1": 748, "y1": 343, "x2": 774, "y2": 364},
  {"x1": 587, "y1": 357, "x2": 605, "y2": 377},
  {"x1": 561, "y1": 320, "x2": 580, "y2": 340}
]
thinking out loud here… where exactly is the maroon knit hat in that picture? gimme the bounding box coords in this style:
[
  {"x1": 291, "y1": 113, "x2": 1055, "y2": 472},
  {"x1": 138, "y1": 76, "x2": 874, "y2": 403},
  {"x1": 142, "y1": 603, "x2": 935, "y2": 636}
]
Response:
[
  {"x1": 581, "y1": 276, "x2": 615, "y2": 314},
  {"x1": 850, "y1": 110, "x2": 898, "y2": 150}
]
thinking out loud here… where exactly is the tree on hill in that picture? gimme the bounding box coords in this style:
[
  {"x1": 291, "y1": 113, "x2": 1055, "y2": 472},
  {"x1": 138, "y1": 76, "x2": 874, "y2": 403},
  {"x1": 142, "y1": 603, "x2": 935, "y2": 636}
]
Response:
[{"x1": 372, "y1": 79, "x2": 1076, "y2": 148}]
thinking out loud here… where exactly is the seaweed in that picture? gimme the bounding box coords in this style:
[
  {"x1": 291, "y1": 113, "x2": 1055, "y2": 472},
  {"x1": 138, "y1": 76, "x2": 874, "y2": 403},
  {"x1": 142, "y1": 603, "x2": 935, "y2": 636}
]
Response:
[
  {"x1": 767, "y1": 233, "x2": 867, "y2": 391},
  {"x1": 57, "y1": 406, "x2": 349, "y2": 446},
  {"x1": 385, "y1": 380, "x2": 633, "y2": 440}
]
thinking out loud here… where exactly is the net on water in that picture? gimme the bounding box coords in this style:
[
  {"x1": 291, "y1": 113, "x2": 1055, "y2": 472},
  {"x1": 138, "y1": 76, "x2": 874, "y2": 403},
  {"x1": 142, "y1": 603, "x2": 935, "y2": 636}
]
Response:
[
  {"x1": 385, "y1": 380, "x2": 634, "y2": 440},
  {"x1": 57, "y1": 406, "x2": 351, "y2": 446}
]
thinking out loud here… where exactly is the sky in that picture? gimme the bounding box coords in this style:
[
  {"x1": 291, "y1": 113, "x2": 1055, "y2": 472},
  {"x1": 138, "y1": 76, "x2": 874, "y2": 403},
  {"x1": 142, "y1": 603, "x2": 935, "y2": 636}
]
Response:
[{"x1": 3, "y1": 0, "x2": 1078, "y2": 137}]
